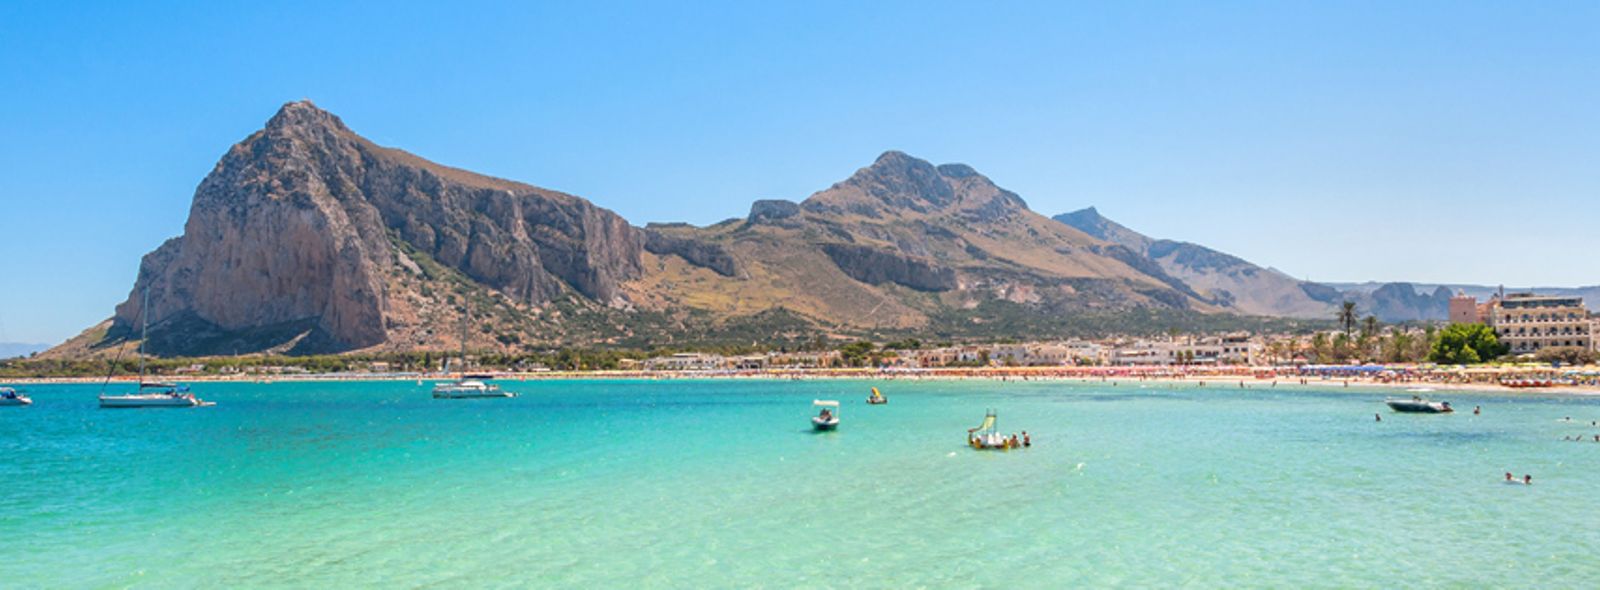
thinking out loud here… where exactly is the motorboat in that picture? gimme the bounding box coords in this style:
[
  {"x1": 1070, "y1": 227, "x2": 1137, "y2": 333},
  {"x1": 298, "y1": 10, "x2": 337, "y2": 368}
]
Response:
[
  {"x1": 0, "y1": 387, "x2": 31, "y2": 407},
  {"x1": 1385, "y1": 396, "x2": 1453, "y2": 413},
  {"x1": 812, "y1": 399, "x2": 840, "y2": 431},
  {"x1": 433, "y1": 374, "x2": 516, "y2": 399},
  {"x1": 867, "y1": 387, "x2": 887, "y2": 405},
  {"x1": 100, "y1": 382, "x2": 209, "y2": 408}
]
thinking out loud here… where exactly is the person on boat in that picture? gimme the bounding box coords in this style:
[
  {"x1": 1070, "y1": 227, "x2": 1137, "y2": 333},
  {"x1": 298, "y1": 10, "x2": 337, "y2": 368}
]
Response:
[{"x1": 818, "y1": 408, "x2": 832, "y2": 420}]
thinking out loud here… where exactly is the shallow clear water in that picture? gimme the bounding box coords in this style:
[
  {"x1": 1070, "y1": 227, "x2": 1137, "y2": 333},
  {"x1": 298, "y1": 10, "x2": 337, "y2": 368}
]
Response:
[{"x1": 3, "y1": 379, "x2": 1599, "y2": 588}]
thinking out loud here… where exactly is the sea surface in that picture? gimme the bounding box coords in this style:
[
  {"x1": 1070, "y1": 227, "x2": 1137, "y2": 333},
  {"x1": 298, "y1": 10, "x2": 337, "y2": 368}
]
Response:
[{"x1": 3, "y1": 379, "x2": 1599, "y2": 588}]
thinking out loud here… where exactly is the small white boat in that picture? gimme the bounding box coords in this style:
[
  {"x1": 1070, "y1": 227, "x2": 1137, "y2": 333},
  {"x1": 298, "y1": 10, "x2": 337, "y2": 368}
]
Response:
[
  {"x1": 433, "y1": 375, "x2": 516, "y2": 399},
  {"x1": 812, "y1": 399, "x2": 840, "y2": 431},
  {"x1": 867, "y1": 387, "x2": 887, "y2": 405},
  {"x1": 1385, "y1": 397, "x2": 1453, "y2": 414},
  {"x1": 0, "y1": 387, "x2": 31, "y2": 407}
]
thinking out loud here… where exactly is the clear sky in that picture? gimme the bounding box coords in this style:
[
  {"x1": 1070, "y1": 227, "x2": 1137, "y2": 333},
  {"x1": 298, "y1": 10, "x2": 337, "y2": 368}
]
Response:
[{"x1": 3, "y1": 1, "x2": 1598, "y2": 344}]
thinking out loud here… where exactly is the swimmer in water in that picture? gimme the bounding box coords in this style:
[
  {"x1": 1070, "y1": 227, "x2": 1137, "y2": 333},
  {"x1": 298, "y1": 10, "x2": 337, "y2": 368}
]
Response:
[
  {"x1": 1505, "y1": 472, "x2": 1514, "y2": 482},
  {"x1": 1474, "y1": 406, "x2": 1481, "y2": 415},
  {"x1": 1524, "y1": 475, "x2": 1533, "y2": 485},
  {"x1": 1375, "y1": 413, "x2": 1382, "y2": 422}
]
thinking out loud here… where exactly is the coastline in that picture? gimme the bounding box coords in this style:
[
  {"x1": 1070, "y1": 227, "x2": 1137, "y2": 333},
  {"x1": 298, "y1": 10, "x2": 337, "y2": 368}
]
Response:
[{"x1": 11, "y1": 367, "x2": 1600, "y2": 398}]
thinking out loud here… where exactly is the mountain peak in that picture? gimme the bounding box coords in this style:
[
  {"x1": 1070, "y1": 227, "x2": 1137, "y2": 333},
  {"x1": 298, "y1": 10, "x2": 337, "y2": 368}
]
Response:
[
  {"x1": 264, "y1": 99, "x2": 349, "y2": 133},
  {"x1": 1053, "y1": 207, "x2": 1151, "y2": 251}
]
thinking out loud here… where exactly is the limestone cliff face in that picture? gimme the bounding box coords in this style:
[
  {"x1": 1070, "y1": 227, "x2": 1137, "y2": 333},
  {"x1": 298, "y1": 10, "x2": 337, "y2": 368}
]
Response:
[{"x1": 111, "y1": 101, "x2": 642, "y2": 353}]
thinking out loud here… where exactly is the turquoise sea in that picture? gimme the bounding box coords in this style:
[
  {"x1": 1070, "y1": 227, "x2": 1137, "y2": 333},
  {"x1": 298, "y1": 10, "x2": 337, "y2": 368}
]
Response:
[{"x1": 3, "y1": 379, "x2": 1600, "y2": 588}]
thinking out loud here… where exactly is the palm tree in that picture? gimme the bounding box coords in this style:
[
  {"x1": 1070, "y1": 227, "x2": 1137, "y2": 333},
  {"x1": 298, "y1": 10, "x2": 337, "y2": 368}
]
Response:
[
  {"x1": 1338, "y1": 301, "x2": 1359, "y2": 336},
  {"x1": 1361, "y1": 315, "x2": 1379, "y2": 338}
]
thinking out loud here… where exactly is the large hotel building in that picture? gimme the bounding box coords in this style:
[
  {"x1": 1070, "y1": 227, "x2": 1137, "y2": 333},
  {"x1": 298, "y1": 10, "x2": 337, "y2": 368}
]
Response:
[{"x1": 1457, "y1": 292, "x2": 1597, "y2": 354}]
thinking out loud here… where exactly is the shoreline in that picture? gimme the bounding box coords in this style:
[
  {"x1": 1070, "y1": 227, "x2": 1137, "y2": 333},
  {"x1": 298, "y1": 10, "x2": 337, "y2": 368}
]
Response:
[{"x1": 10, "y1": 367, "x2": 1600, "y2": 398}]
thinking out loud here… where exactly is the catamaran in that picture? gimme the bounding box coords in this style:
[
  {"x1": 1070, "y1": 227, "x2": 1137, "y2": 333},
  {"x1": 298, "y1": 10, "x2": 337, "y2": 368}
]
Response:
[
  {"x1": 432, "y1": 311, "x2": 516, "y2": 399},
  {"x1": 0, "y1": 387, "x2": 31, "y2": 407},
  {"x1": 98, "y1": 289, "x2": 212, "y2": 409}
]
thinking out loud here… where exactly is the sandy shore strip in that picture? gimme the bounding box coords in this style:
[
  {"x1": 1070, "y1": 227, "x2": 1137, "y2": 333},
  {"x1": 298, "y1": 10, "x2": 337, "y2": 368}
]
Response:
[{"x1": 9, "y1": 366, "x2": 1600, "y2": 397}]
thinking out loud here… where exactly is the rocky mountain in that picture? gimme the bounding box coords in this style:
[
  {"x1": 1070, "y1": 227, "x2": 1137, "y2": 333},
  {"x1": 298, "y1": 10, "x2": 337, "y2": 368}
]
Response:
[
  {"x1": 632, "y1": 152, "x2": 1218, "y2": 337},
  {"x1": 1348, "y1": 283, "x2": 1452, "y2": 322},
  {"x1": 71, "y1": 101, "x2": 644, "y2": 356},
  {"x1": 50, "y1": 102, "x2": 1303, "y2": 358},
  {"x1": 1053, "y1": 208, "x2": 1339, "y2": 318}
]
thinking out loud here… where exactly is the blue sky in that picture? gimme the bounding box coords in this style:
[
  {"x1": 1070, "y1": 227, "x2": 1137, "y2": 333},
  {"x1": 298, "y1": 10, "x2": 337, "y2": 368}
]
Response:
[{"x1": 2, "y1": 1, "x2": 1598, "y2": 344}]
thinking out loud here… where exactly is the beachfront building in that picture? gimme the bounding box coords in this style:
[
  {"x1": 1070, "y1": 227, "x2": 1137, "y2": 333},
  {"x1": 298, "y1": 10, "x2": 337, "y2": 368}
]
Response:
[
  {"x1": 767, "y1": 351, "x2": 840, "y2": 369},
  {"x1": 1449, "y1": 291, "x2": 1482, "y2": 324},
  {"x1": 1111, "y1": 335, "x2": 1262, "y2": 366},
  {"x1": 987, "y1": 343, "x2": 1078, "y2": 366},
  {"x1": 644, "y1": 352, "x2": 727, "y2": 371},
  {"x1": 1486, "y1": 293, "x2": 1594, "y2": 354},
  {"x1": 1061, "y1": 340, "x2": 1109, "y2": 365}
]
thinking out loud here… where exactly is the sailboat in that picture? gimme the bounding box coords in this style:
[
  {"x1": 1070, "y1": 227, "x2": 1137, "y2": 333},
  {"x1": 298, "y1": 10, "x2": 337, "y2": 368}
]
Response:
[
  {"x1": 99, "y1": 289, "x2": 211, "y2": 409},
  {"x1": 432, "y1": 310, "x2": 516, "y2": 399},
  {"x1": 867, "y1": 387, "x2": 887, "y2": 404}
]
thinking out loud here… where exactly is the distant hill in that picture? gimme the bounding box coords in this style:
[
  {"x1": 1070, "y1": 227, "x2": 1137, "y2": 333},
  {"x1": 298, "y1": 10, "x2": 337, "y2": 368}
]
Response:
[
  {"x1": 1327, "y1": 282, "x2": 1600, "y2": 313},
  {"x1": 1052, "y1": 208, "x2": 1338, "y2": 318},
  {"x1": 0, "y1": 342, "x2": 50, "y2": 359}
]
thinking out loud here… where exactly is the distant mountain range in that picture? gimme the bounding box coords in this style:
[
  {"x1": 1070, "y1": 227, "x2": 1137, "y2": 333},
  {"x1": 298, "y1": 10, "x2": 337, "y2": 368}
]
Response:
[
  {"x1": 38, "y1": 101, "x2": 1596, "y2": 358},
  {"x1": 1328, "y1": 282, "x2": 1600, "y2": 311},
  {"x1": 0, "y1": 342, "x2": 49, "y2": 359}
]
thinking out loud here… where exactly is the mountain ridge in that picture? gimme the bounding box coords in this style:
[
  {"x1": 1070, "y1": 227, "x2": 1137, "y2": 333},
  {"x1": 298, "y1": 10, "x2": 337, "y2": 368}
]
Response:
[{"x1": 47, "y1": 101, "x2": 1570, "y2": 358}]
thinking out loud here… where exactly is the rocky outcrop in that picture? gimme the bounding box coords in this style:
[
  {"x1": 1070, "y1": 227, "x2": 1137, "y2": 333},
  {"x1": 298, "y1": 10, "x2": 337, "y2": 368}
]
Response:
[
  {"x1": 109, "y1": 100, "x2": 642, "y2": 354},
  {"x1": 821, "y1": 243, "x2": 957, "y2": 292},
  {"x1": 747, "y1": 199, "x2": 800, "y2": 225},
  {"x1": 642, "y1": 229, "x2": 739, "y2": 277}
]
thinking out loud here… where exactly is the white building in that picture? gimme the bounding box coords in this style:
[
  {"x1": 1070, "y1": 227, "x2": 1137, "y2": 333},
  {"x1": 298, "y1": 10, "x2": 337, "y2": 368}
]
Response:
[{"x1": 644, "y1": 353, "x2": 727, "y2": 371}]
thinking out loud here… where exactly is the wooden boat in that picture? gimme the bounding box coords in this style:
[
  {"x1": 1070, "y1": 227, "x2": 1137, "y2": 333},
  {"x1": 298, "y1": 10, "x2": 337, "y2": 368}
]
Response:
[
  {"x1": 811, "y1": 400, "x2": 840, "y2": 431},
  {"x1": 1385, "y1": 397, "x2": 1453, "y2": 413}
]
